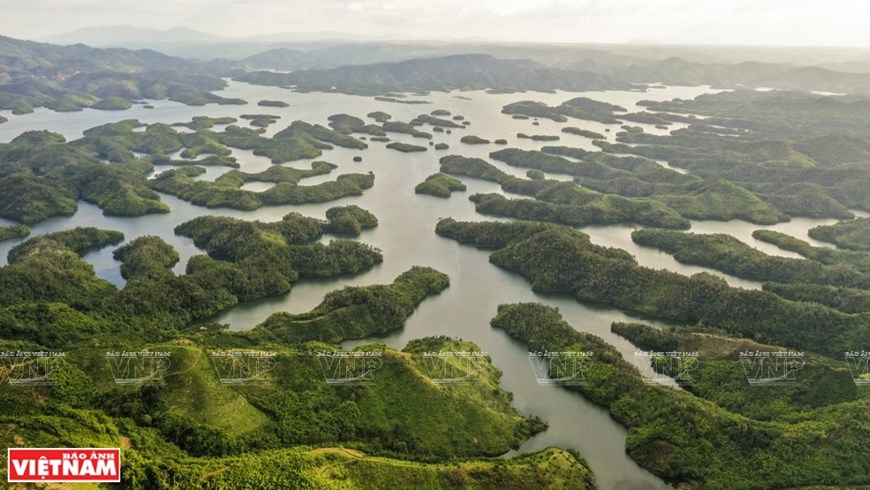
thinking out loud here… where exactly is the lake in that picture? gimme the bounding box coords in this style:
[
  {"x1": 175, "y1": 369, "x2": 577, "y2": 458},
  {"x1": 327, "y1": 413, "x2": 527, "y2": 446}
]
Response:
[{"x1": 0, "y1": 81, "x2": 845, "y2": 489}]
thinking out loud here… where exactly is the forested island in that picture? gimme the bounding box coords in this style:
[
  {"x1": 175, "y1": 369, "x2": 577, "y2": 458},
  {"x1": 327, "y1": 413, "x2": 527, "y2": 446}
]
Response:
[
  {"x1": 385, "y1": 142, "x2": 427, "y2": 153},
  {"x1": 415, "y1": 173, "x2": 467, "y2": 198}
]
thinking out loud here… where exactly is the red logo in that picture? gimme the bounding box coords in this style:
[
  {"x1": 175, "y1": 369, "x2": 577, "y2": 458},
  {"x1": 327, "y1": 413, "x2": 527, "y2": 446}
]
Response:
[{"x1": 7, "y1": 448, "x2": 120, "y2": 483}]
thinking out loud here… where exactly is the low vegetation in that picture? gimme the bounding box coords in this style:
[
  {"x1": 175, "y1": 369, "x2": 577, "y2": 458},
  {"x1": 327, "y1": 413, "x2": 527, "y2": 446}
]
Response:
[
  {"x1": 0, "y1": 224, "x2": 30, "y2": 242},
  {"x1": 385, "y1": 142, "x2": 427, "y2": 153},
  {"x1": 415, "y1": 173, "x2": 466, "y2": 198},
  {"x1": 257, "y1": 267, "x2": 449, "y2": 343}
]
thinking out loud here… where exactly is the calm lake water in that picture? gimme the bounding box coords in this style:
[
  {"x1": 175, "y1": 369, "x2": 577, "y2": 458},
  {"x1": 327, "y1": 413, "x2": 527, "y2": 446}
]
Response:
[{"x1": 0, "y1": 81, "x2": 847, "y2": 489}]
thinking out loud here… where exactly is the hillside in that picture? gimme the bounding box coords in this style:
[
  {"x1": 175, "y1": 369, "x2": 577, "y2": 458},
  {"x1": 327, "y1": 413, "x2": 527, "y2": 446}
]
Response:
[
  {"x1": 0, "y1": 35, "x2": 244, "y2": 112},
  {"x1": 234, "y1": 53, "x2": 634, "y2": 95}
]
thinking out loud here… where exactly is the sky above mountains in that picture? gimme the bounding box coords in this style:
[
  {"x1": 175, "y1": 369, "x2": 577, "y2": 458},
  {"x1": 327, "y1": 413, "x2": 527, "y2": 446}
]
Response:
[{"x1": 7, "y1": 0, "x2": 870, "y2": 46}]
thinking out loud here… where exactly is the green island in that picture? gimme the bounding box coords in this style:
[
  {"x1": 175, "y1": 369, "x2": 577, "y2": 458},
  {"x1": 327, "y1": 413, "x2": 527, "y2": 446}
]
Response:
[
  {"x1": 750, "y1": 229, "x2": 870, "y2": 312},
  {"x1": 618, "y1": 111, "x2": 691, "y2": 125},
  {"x1": 386, "y1": 142, "x2": 427, "y2": 153},
  {"x1": 540, "y1": 146, "x2": 589, "y2": 160},
  {"x1": 469, "y1": 193, "x2": 689, "y2": 229},
  {"x1": 435, "y1": 219, "x2": 869, "y2": 357},
  {"x1": 762, "y1": 282, "x2": 870, "y2": 314},
  {"x1": 366, "y1": 111, "x2": 392, "y2": 123},
  {"x1": 163, "y1": 119, "x2": 366, "y2": 164},
  {"x1": 382, "y1": 120, "x2": 433, "y2": 139},
  {"x1": 327, "y1": 113, "x2": 387, "y2": 136},
  {"x1": 808, "y1": 217, "x2": 870, "y2": 251},
  {"x1": 0, "y1": 224, "x2": 30, "y2": 242},
  {"x1": 752, "y1": 230, "x2": 870, "y2": 273},
  {"x1": 411, "y1": 114, "x2": 463, "y2": 128},
  {"x1": 486, "y1": 302, "x2": 868, "y2": 489},
  {"x1": 460, "y1": 135, "x2": 490, "y2": 144},
  {"x1": 517, "y1": 133, "x2": 560, "y2": 141},
  {"x1": 323, "y1": 205, "x2": 378, "y2": 235},
  {"x1": 438, "y1": 155, "x2": 690, "y2": 229},
  {"x1": 150, "y1": 162, "x2": 374, "y2": 210},
  {"x1": 502, "y1": 97, "x2": 624, "y2": 124},
  {"x1": 373, "y1": 96, "x2": 430, "y2": 104},
  {"x1": 91, "y1": 96, "x2": 135, "y2": 110},
  {"x1": 561, "y1": 127, "x2": 605, "y2": 139},
  {"x1": 415, "y1": 173, "x2": 467, "y2": 198},
  {"x1": 172, "y1": 116, "x2": 238, "y2": 131},
  {"x1": 257, "y1": 99, "x2": 289, "y2": 107},
  {"x1": 527, "y1": 169, "x2": 545, "y2": 180},
  {"x1": 490, "y1": 148, "x2": 787, "y2": 224},
  {"x1": 240, "y1": 114, "x2": 281, "y2": 128},
  {"x1": 631, "y1": 229, "x2": 870, "y2": 288},
  {"x1": 257, "y1": 267, "x2": 449, "y2": 343},
  {"x1": 434, "y1": 142, "x2": 449, "y2": 150}
]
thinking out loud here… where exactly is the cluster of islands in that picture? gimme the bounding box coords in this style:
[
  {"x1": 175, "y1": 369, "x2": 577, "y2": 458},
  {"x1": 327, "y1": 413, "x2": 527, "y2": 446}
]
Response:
[{"x1": 0, "y1": 32, "x2": 868, "y2": 489}]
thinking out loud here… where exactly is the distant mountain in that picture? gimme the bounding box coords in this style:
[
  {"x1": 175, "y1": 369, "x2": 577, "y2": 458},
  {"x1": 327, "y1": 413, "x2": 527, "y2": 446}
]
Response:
[
  {"x1": 39, "y1": 25, "x2": 231, "y2": 47},
  {"x1": 600, "y1": 57, "x2": 793, "y2": 87},
  {"x1": 239, "y1": 47, "x2": 307, "y2": 69},
  {"x1": 569, "y1": 57, "x2": 870, "y2": 94},
  {"x1": 243, "y1": 31, "x2": 374, "y2": 43},
  {"x1": 239, "y1": 44, "x2": 445, "y2": 71},
  {"x1": 0, "y1": 35, "x2": 243, "y2": 113},
  {"x1": 234, "y1": 53, "x2": 633, "y2": 94},
  {"x1": 750, "y1": 66, "x2": 870, "y2": 94},
  {"x1": 0, "y1": 35, "x2": 199, "y2": 74}
]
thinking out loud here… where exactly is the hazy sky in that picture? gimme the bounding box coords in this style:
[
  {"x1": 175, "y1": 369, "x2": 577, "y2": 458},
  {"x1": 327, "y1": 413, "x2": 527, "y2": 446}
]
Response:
[{"x1": 4, "y1": 0, "x2": 870, "y2": 46}]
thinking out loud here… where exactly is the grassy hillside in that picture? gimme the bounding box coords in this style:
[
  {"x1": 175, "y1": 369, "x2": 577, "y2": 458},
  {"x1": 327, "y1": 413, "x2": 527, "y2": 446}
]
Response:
[
  {"x1": 491, "y1": 303, "x2": 869, "y2": 489},
  {"x1": 0, "y1": 334, "x2": 578, "y2": 487}
]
